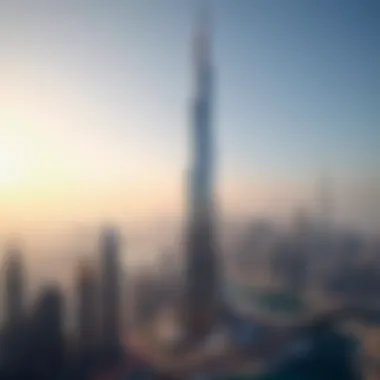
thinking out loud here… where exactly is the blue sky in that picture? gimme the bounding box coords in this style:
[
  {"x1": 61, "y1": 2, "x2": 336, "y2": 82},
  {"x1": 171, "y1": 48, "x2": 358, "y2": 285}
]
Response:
[{"x1": 0, "y1": 0, "x2": 379, "y2": 231}]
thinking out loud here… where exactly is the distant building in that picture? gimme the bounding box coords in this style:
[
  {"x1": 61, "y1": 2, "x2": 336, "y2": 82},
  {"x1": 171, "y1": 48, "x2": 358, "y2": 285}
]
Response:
[
  {"x1": 237, "y1": 220, "x2": 277, "y2": 280},
  {"x1": 4, "y1": 246, "x2": 25, "y2": 324},
  {"x1": 0, "y1": 245, "x2": 28, "y2": 375},
  {"x1": 338, "y1": 232, "x2": 363, "y2": 272},
  {"x1": 100, "y1": 227, "x2": 122, "y2": 350},
  {"x1": 76, "y1": 258, "x2": 99, "y2": 352},
  {"x1": 288, "y1": 210, "x2": 311, "y2": 294},
  {"x1": 133, "y1": 269, "x2": 159, "y2": 324},
  {"x1": 272, "y1": 236, "x2": 291, "y2": 283},
  {"x1": 155, "y1": 251, "x2": 181, "y2": 306}
]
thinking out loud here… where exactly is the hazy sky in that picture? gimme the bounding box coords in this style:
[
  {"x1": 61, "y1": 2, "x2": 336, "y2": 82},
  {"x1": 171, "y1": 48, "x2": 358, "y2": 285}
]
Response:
[{"x1": 0, "y1": 0, "x2": 379, "y2": 233}]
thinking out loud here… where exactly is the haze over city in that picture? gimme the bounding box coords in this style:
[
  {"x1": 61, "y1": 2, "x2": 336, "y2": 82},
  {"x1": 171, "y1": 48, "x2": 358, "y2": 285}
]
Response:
[
  {"x1": 0, "y1": 0, "x2": 379, "y2": 273},
  {"x1": 0, "y1": 1, "x2": 380, "y2": 380}
]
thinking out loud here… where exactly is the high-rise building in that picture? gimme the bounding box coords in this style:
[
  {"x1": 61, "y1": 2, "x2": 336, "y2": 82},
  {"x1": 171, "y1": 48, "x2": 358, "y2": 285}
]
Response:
[
  {"x1": 184, "y1": 1, "x2": 220, "y2": 340},
  {"x1": 4, "y1": 246, "x2": 25, "y2": 324},
  {"x1": 29, "y1": 285, "x2": 66, "y2": 377},
  {"x1": 100, "y1": 227, "x2": 122, "y2": 350},
  {"x1": 76, "y1": 258, "x2": 98, "y2": 352},
  {"x1": 1, "y1": 247, "x2": 27, "y2": 375}
]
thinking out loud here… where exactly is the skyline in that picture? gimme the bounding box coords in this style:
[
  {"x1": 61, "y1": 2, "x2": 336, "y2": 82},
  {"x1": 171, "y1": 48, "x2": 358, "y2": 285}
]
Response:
[{"x1": 0, "y1": 0, "x2": 379, "y2": 234}]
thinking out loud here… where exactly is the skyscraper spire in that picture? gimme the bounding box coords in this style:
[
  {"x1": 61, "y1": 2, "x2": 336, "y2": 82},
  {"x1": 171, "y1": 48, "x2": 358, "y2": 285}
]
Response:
[
  {"x1": 190, "y1": 0, "x2": 214, "y2": 217},
  {"x1": 194, "y1": 0, "x2": 211, "y2": 70}
]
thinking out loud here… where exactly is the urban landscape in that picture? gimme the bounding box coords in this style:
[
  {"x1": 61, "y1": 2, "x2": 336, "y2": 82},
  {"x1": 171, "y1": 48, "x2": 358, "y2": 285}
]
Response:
[{"x1": 0, "y1": 1, "x2": 379, "y2": 379}]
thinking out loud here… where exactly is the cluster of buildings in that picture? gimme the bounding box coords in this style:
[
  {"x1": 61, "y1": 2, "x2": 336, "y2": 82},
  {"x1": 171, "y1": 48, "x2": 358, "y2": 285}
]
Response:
[
  {"x1": 229, "y1": 213, "x2": 380, "y2": 305},
  {"x1": 0, "y1": 227, "x2": 125, "y2": 379}
]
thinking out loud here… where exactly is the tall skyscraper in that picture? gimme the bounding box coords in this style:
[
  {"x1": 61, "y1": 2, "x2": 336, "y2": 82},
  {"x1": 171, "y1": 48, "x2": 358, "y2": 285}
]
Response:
[
  {"x1": 4, "y1": 246, "x2": 25, "y2": 324},
  {"x1": 184, "y1": 1, "x2": 220, "y2": 340},
  {"x1": 76, "y1": 258, "x2": 98, "y2": 352},
  {"x1": 100, "y1": 227, "x2": 121, "y2": 350}
]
